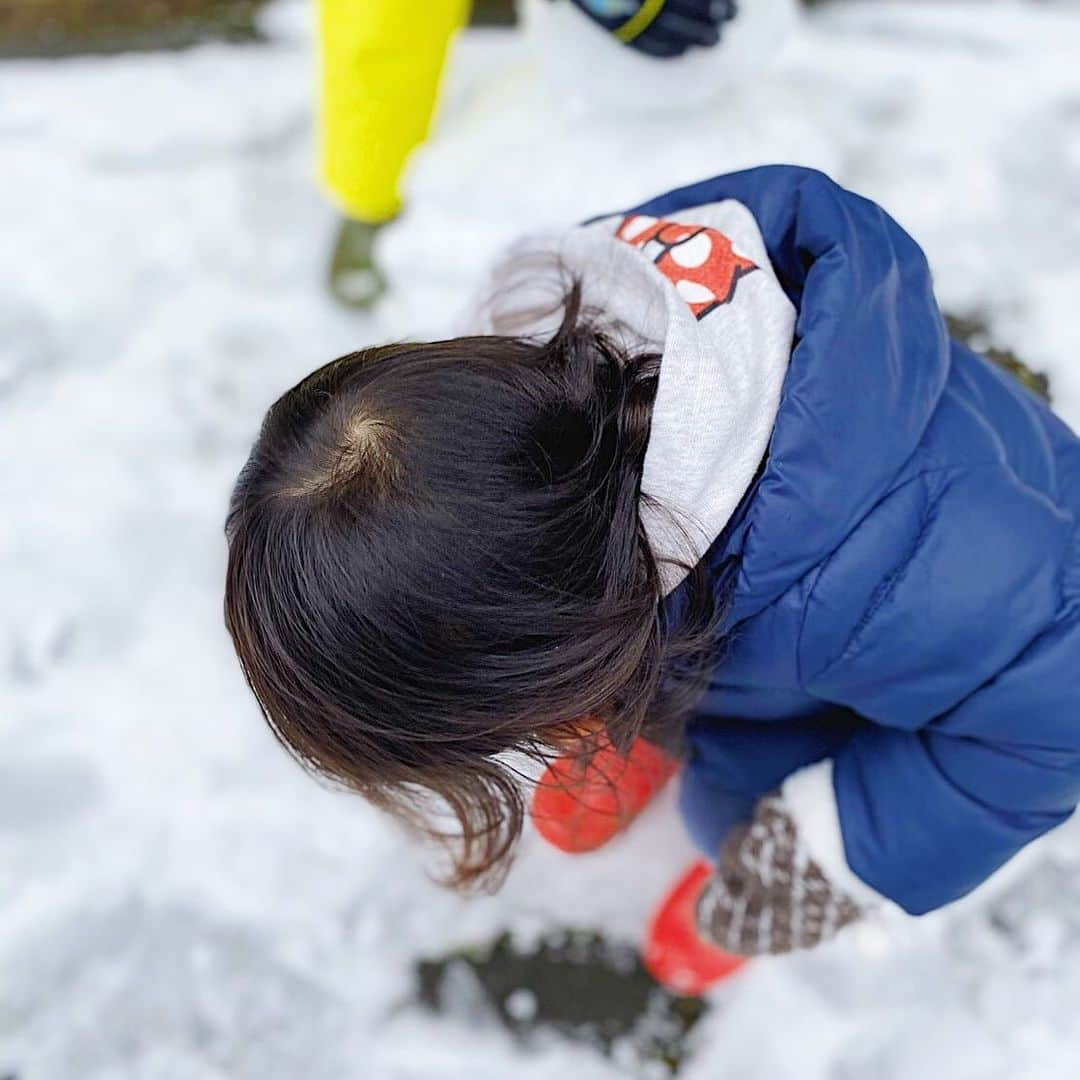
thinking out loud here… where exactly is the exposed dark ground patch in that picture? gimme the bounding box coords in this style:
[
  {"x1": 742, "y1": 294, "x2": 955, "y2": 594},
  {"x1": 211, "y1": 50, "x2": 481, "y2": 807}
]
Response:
[
  {"x1": 0, "y1": 0, "x2": 267, "y2": 58},
  {"x1": 416, "y1": 928, "x2": 709, "y2": 1073},
  {"x1": 945, "y1": 311, "x2": 1051, "y2": 401}
]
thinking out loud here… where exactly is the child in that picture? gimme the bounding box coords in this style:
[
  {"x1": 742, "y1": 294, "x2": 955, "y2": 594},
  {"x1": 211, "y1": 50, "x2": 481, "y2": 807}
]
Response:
[{"x1": 225, "y1": 166, "x2": 1080, "y2": 962}]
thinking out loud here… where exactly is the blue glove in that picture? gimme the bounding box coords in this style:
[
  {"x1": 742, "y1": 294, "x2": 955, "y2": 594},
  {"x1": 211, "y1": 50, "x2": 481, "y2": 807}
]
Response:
[{"x1": 568, "y1": 0, "x2": 738, "y2": 58}]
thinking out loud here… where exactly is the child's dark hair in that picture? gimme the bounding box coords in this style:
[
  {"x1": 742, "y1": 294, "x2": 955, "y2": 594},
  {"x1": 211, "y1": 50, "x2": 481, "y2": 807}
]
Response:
[{"x1": 224, "y1": 284, "x2": 721, "y2": 889}]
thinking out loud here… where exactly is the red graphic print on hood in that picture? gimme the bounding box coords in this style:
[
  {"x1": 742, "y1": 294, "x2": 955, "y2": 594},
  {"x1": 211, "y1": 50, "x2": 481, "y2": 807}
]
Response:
[{"x1": 617, "y1": 215, "x2": 758, "y2": 320}]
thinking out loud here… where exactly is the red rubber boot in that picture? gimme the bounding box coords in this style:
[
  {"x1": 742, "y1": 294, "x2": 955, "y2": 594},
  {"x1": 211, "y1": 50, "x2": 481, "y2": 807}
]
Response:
[
  {"x1": 530, "y1": 737, "x2": 679, "y2": 854},
  {"x1": 643, "y1": 860, "x2": 748, "y2": 995}
]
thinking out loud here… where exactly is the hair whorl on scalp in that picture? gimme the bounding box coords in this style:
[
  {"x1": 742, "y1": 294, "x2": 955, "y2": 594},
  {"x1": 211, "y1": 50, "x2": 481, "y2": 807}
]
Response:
[{"x1": 224, "y1": 282, "x2": 724, "y2": 890}]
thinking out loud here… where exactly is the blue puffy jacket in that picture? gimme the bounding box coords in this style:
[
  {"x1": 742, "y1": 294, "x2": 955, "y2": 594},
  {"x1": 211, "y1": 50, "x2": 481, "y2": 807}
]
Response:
[{"x1": 626, "y1": 166, "x2": 1080, "y2": 916}]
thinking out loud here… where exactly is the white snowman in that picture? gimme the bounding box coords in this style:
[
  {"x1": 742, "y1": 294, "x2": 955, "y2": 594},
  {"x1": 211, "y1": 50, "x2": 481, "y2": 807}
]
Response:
[
  {"x1": 376, "y1": 0, "x2": 824, "y2": 335},
  {"x1": 520, "y1": 0, "x2": 801, "y2": 117}
]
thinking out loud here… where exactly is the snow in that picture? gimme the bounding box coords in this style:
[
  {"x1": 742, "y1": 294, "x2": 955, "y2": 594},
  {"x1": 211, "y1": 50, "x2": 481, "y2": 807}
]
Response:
[{"x1": 2, "y1": 2, "x2": 1080, "y2": 1077}]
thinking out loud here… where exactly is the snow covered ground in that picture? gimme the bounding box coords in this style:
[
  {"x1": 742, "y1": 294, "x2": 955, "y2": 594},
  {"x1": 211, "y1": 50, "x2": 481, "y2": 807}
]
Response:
[{"x1": 3, "y1": 2, "x2": 1080, "y2": 1076}]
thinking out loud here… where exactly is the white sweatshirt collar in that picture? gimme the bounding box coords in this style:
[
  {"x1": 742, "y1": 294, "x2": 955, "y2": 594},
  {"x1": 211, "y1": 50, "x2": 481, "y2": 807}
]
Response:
[{"x1": 470, "y1": 199, "x2": 795, "y2": 594}]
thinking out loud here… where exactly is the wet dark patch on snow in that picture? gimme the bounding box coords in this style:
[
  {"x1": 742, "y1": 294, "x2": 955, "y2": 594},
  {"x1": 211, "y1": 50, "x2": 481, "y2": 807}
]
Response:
[
  {"x1": 416, "y1": 928, "x2": 708, "y2": 1073},
  {"x1": 945, "y1": 312, "x2": 1051, "y2": 401}
]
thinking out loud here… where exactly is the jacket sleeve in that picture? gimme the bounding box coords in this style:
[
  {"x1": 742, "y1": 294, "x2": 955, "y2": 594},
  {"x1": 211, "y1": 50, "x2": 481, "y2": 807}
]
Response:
[
  {"x1": 318, "y1": 0, "x2": 470, "y2": 223},
  {"x1": 678, "y1": 711, "x2": 858, "y2": 856},
  {"x1": 636, "y1": 167, "x2": 1080, "y2": 916},
  {"x1": 794, "y1": 465, "x2": 1080, "y2": 915}
]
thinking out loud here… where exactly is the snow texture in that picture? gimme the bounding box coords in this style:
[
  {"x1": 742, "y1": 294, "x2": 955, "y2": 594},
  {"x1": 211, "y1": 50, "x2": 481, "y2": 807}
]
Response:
[{"x1": 2, "y1": 1, "x2": 1080, "y2": 1076}]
